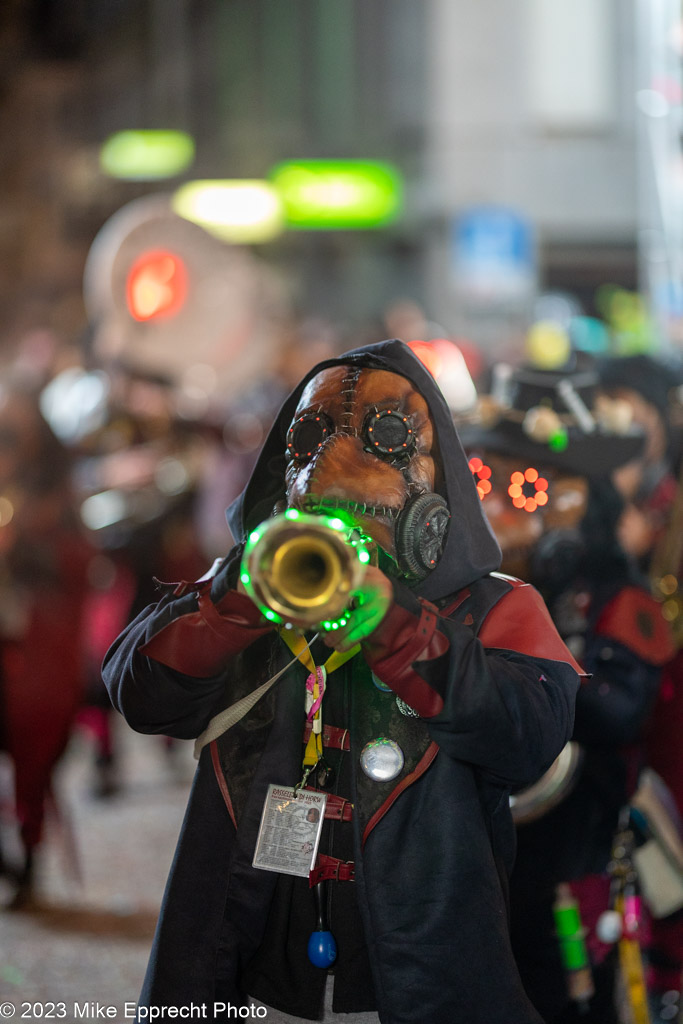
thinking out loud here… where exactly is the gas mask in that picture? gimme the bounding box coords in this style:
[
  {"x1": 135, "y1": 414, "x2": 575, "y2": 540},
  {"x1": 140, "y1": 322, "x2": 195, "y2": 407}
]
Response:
[{"x1": 283, "y1": 365, "x2": 450, "y2": 580}]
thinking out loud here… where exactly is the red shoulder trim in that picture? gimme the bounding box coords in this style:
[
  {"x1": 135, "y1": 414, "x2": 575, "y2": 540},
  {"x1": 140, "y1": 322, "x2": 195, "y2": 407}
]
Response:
[
  {"x1": 479, "y1": 581, "x2": 585, "y2": 676},
  {"x1": 139, "y1": 588, "x2": 271, "y2": 677},
  {"x1": 211, "y1": 740, "x2": 237, "y2": 828},
  {"x1": 439, "y1": 588, "x2": 471, "y2": 619},
  {"x1": 490, "y1": 571, "x2": 526, "y2": 587},
  {"x1": 595, "y1": 587, "x2": 676, "y2": 666}
]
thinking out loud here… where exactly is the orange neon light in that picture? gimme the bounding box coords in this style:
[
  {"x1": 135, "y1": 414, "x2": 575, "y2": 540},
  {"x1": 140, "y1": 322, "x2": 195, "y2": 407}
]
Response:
[
  {"x1": 469, "y1": 457, "x2": 493, "y2": 500},
  {"x1": 508, "y1": 467, "x2": 549, "y2": 513}
]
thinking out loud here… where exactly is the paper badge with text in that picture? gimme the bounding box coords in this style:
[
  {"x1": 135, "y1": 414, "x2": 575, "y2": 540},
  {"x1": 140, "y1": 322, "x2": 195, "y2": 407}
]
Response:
[{"x1": 253, "y1": 784, "x2": 327, "y2": 877}]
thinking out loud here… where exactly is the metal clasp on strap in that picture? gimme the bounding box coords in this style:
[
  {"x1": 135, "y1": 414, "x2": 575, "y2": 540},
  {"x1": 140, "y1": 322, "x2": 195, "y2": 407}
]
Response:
[
  {"x1": 303, "y1": 787, "x2": 353, "y2": 822},
  {"x1": 302, "y1": 723, "x2": 351, "y2": 751},
  {"x1": 309, "y1": 854, "x2": 355, "y2": 888}
]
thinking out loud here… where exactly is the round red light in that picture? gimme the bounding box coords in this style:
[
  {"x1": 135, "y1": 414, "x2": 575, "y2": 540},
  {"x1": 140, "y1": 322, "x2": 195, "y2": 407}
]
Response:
[{"x1": 126, "y1": 249, "x2": 188, "y2": 322}]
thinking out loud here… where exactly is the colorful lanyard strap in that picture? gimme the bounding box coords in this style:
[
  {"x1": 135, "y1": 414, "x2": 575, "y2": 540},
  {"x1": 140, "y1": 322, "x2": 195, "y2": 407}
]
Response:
[{"x1": 280, "y1": 630, "x2": 360, "y2": 771}]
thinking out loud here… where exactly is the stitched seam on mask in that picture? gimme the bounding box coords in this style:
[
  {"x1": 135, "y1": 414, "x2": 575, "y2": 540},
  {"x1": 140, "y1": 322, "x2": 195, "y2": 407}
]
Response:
[
  {"x1": 303, "y1": 430, "x2": 345, "y2": 496},
  {"x1": 302, "y1": 494, "x2": 401, "y2": 519},
  {"x1": 340, "y1": 367, "x2": 361, "y2": 435},
  {"x1": 406, "y1": 481, "x2": 428, "y2": 497}
]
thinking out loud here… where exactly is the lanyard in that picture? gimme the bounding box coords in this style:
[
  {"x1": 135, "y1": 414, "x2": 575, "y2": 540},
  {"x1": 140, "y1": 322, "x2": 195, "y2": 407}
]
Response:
[
  {"x1": 280, "y1": 630, "x2": 360, "y2": 675},
  {"x1": 280, "y1": 630, "x2": 359, "y2": 770}
]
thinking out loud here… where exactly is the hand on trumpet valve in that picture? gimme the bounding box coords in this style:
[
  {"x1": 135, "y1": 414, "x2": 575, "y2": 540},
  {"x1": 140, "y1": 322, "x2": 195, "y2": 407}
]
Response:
[{"x1": 321, "y1": 564, "x2": 392, "y2": 652}]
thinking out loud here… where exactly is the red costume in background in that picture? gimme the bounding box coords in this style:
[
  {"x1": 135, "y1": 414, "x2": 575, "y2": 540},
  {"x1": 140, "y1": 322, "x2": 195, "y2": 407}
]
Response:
[{"x1": 0, "y1": 385, "x2": 93, "y2": 904}]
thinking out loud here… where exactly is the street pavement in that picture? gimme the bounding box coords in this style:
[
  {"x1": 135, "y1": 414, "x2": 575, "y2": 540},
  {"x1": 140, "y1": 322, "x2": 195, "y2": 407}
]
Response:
[{"x1": 0, "y1": 718, "x2": 194, "y2": 1023}]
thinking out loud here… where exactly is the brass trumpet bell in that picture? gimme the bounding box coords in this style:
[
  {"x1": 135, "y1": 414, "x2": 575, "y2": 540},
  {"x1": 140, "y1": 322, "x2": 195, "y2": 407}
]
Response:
[{"x1": 240, "y1": 511, "x2": 369, "y2": 629}]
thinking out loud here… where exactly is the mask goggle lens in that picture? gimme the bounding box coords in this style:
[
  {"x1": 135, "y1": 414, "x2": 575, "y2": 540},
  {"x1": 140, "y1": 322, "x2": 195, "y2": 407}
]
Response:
[
  {"x1": 364, "y1": 410, "x2": 414, "y2": 458},
  {"x1": 287, "y1": 413, "x2": 331, "y2": 460}
]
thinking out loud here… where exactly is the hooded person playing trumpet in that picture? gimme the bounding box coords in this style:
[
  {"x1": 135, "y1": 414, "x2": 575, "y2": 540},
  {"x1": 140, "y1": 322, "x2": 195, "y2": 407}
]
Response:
[{"x1": 103, "y1": 339, "x2": 581, "y2": 1024}]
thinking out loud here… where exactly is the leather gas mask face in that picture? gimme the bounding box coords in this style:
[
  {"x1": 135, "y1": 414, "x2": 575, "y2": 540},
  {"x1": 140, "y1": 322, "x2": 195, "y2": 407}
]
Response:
[{"x1": 284, "y1": 365, "x2": 450, "y2": 579}]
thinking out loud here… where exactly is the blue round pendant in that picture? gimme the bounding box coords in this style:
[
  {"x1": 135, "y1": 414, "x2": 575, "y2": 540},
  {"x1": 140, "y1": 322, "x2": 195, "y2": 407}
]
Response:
[{"x1": 307, "y1": 929, "x2": 337, "y2": 967}]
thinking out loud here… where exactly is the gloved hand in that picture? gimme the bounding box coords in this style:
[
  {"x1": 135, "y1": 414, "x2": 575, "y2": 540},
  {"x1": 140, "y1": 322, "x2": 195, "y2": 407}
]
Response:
[{"x1": 321, "y1": 563, "x2": 392, "y2": 653}]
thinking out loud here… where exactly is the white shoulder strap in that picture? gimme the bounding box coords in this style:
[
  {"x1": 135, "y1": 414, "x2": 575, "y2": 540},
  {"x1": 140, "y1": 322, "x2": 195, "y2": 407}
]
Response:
[{"x1": 193, "y1": 633, "x2": 318, "y2": 759}]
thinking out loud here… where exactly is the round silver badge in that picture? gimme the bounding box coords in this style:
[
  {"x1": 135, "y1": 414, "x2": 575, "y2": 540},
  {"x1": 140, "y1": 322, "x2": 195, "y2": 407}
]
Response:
[{"x1": 359, "y1": 738, "x2": 405, "y2": 782}]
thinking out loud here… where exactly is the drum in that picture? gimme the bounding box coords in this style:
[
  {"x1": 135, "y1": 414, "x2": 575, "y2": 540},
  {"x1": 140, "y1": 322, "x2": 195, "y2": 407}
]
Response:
[{"x1": 510, "y1": 741, "x2": 583, "y2": 825}]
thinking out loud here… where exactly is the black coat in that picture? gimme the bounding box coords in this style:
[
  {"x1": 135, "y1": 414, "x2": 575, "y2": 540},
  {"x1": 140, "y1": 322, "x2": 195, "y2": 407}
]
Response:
[
  {"x1": 509, "y1": 575, "x2": 672, "y2": 1022},
  {"x1": 103, "y1": 341, "x2": 580, "y2": 1023}
]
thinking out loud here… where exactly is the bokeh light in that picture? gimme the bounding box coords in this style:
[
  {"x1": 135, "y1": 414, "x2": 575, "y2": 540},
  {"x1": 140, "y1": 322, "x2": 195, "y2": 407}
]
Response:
[
  {"x1": 100, "y1": 130, "x2": 195, "y2": 180},
  {"x1": 172, "y1": 180, "x2": 283, "y2": 243}
]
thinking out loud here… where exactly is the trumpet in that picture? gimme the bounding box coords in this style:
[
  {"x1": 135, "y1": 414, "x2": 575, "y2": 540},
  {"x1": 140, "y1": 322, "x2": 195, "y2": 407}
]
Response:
[{"x1": 239, "y1": 510, "x2": 371, "y2": 629}]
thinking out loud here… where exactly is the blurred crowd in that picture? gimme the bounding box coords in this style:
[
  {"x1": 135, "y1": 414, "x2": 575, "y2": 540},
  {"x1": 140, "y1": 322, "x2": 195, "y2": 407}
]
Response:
[{"x1": 1, "y1": 286, "x2": 683, "y2": 1024}]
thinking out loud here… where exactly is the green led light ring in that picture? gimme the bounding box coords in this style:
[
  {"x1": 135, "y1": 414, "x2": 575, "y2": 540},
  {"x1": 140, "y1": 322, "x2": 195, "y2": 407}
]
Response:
[{"x1": 240, "y1": 510, "x2": 370, "y2": 629}]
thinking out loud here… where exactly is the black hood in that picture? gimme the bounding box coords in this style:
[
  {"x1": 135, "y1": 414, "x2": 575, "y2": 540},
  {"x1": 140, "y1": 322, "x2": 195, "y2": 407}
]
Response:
[{"x1": 226, "y1": 339, "x2": 501, "y2": 601}]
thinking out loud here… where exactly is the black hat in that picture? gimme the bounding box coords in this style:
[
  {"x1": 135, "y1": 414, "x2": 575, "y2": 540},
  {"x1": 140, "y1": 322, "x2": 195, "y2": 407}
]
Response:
[
  {"x1": 597, "y1": 353, "x2": 683, "y2": 466},
  {"x1": 597, "y1": 353, "x2": 681, "y2": 414},
  {"x1": 460, "y1": 350, "x2": 646, "y2": 477}
]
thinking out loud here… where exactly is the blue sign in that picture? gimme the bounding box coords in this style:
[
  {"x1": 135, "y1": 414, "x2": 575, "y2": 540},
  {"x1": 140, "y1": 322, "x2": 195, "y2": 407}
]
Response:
[{"x1": 452, "y1": 206, "x2": 535, "y2": 301}]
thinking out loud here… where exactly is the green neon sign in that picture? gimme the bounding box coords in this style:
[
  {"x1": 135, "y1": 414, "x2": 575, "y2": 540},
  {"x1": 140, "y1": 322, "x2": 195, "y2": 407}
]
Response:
[
  {"x1": 100, "y1": 131, "x2": 195, "y2": 181},
  {"x1": 269, "y1": 160, "x2": 403, "y2": 229},
  {"x1": 172, "y1": 180, "x2": 284, "y2": 243}
]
